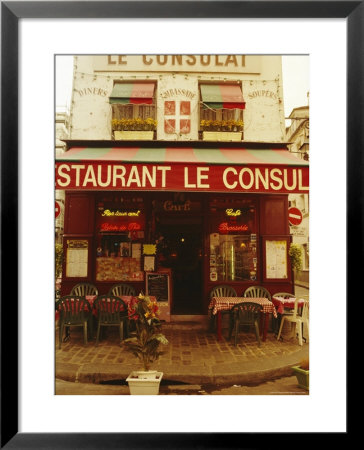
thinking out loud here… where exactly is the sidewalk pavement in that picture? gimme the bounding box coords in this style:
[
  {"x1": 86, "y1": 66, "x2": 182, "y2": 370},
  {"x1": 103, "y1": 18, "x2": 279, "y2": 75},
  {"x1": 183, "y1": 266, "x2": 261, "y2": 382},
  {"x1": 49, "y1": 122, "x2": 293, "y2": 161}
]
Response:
[
  {"x1": 56, "y1": 285, "x2": 309, "y2": 391},
  {"x1": 56, "y1": 321, "x2": 309, "y2": 390}
]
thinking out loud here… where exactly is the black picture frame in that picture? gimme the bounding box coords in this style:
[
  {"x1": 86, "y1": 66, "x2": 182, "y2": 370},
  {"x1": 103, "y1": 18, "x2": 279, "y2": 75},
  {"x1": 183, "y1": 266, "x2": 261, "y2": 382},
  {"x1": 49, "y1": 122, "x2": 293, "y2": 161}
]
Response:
[{"x1": 1, "y1": 1, "x2": 358, "y2": 447}]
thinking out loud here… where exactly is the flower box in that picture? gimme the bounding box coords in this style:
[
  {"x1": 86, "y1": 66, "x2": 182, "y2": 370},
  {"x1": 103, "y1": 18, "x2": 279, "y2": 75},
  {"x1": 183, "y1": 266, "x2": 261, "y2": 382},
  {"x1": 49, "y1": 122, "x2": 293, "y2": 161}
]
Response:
[
  {"x1": 114, "y1": 131, "x2": 154, "y2": 140},
  {"x1": 126, "y1": 371, "x2": 163, "y2": 395},
  {"x1": 202, "y1": 131, "x2": 242, "y2": 142}
]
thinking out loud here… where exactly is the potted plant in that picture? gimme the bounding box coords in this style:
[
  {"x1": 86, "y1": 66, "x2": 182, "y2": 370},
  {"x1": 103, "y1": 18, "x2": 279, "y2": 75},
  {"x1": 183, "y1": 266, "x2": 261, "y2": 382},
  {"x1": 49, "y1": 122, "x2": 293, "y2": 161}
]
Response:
[
  {"x1": 124, "y1": 293, "x2": 168, "y2": 395},
  {"x1": 292, "y1": 357, "x2": 309, "y2": 390}
]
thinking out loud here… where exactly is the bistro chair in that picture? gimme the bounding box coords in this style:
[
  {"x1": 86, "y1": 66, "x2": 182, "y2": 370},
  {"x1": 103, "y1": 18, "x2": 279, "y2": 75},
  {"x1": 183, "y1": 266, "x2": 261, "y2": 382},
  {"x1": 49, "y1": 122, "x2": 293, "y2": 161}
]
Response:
[
  {"x1": 277, "y1": 298, "x2": 309, "y2": 346},
  {"x1": 243, "y1": 285, "x2": 272, "y2": 301},
  {"x1": 70, "y1": 282, "x2": 99, "y2": 297},
  {"x1": 209, "y1": 285, "x2": 238, "y2": 332},
  {"x1": 271, "y1": 291, "x2": 296, "y2": 334},
  {"x1": 228, "y1": 302, "x2": 263, "y2": 347},
  {"x1": 93, "y1": 295, "x2": 129, "y2": 346},
  {"x1": 108, "y1": 283, "x2": 136, "y2": 297},
  {"x1": 56, "y1": 296, "x2": 92, "y2": 349}
]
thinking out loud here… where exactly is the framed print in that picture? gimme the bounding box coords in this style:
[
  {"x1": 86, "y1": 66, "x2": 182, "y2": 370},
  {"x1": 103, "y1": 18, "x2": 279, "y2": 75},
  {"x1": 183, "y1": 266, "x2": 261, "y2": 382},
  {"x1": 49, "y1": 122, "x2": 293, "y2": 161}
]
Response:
[{"x1": 1, "y1": 0, "x2": 360, "y2": 446}]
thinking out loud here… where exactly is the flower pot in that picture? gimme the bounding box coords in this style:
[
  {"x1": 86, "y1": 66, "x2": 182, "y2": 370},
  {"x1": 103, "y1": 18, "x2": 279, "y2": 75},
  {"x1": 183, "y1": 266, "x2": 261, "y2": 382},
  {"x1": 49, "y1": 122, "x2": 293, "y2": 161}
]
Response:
[
  {"x1": 126, "y1": 371, "x2": 163, "y2": 395},
  {"x1": 114, "y1": 131, "x2": 154, "y2": 140},
  {"x1": 292, "y1": 366, "x2": 309, "y2": 390},
  {"x1": 202, "y1": 131, "x2": 242, "y2": 142}
]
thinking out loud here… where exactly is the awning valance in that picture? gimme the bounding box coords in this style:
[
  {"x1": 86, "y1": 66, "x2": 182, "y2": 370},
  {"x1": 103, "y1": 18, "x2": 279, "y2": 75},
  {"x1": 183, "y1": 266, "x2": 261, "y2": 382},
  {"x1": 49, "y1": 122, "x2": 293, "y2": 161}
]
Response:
[
  {"x1": 109, "y1": 83, "x2": 155, "y2": 105},
  {"x1": 56, "y1": 147, "x2": 308, "y2": 194},
  {"x1": 200, "y1": 84, "x2": 245, "y2": 110}
]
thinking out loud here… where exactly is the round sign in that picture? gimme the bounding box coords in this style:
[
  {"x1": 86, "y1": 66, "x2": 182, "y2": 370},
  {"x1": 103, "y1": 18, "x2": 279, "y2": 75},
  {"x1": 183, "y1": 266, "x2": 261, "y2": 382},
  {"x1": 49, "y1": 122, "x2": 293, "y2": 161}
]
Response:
[
  {"x1": 288, "y1": 207, "x2": 302, "y2": 226},
  {"x1": 55, "y1": 201, "x2": 61, "y2": 219}
]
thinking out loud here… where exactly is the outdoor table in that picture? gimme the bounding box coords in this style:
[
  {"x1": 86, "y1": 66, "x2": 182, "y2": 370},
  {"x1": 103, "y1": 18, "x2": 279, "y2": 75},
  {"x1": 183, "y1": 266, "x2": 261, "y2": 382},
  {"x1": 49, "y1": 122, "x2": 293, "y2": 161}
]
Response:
[{"x1": 208, "y1": 297, "x2": 277, "y2": 342}]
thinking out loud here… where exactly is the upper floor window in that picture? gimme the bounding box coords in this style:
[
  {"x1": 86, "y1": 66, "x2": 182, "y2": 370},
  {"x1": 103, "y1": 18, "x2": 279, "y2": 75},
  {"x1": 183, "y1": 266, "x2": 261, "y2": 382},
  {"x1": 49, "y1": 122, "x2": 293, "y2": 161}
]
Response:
[
  {"x1": 199, "y1": 83, "x2": 245, "y2": 139},
  {"x1": 110, "y1": 82, "x2": 157, "y2": 138}
]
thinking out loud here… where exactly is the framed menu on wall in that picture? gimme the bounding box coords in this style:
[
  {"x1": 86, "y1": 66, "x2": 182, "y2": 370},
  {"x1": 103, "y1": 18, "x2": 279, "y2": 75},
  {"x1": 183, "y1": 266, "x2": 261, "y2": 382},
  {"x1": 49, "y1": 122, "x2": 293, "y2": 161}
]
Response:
[
  {"x1": 262, "y1": 236, "x2": 292, "y2": 282},
  {"x1": 65, "y1": 239, "x2": 89, "y2": 278}
]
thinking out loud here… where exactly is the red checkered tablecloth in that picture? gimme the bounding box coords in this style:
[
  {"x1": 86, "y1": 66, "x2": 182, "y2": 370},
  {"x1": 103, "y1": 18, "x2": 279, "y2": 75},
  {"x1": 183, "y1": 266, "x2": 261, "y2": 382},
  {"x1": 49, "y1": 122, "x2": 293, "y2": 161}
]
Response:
[
  {"x1": 272, "y1": 296, "x2": 304, "y2": 314},
  {"x1": 209, "y1": 297, "x2": 277, "y2": 318}
]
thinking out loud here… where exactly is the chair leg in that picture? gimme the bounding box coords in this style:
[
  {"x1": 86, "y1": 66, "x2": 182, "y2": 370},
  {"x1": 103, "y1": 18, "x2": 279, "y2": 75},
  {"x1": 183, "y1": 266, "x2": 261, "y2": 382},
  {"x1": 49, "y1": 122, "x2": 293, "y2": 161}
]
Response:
[
  {"x1": 119, "y1": 322, "x2": 124, "y2": 343},
  {"x1": 277, "y1": 317, "x2": 285, "y2": 340},
  {"x1": 234, "y1": 320, "x2": 239, "y2": 346},
  {"x1": 96, "y1": 322, "x2": 101, "y2": 346},
  {"x1": 59, "y1": 322, "x2": 63, "y2": 349},
  {"x1": 83, "y1": 322, "x2": 88, "y2": 346},
  {"x1": 295, "y1": 321, "x2": 303, "y2": 346},
  {"x1": 254, "y1": 320, "x2": 261, "y2": 346}
]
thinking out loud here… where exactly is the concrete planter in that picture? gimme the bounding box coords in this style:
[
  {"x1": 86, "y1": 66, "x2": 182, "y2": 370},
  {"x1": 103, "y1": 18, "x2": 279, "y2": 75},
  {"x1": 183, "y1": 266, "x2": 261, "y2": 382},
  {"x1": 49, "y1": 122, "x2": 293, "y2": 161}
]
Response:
[
  {"x1": 114, "y1": 130, "x2": 154, "y2": 140},
  {"x1": 202, "y1": 131, "x2": 242, "y2": 141},
  {"x1": 292, "y1": 366, "x2": 309, "y2": 390},
  {"x1": 126, "y1": 370, "x2": 163, "y2": 395}
]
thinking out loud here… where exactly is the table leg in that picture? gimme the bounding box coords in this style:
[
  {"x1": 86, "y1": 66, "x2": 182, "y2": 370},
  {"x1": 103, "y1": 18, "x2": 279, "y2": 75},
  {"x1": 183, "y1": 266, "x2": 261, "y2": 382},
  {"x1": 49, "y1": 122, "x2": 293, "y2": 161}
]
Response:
[
  {"x1": 216, "y1": 311, "x2": 222, "y2": 341},
  {"x1": 263, "y1": 313, "x2": 269, "y2": 341}
]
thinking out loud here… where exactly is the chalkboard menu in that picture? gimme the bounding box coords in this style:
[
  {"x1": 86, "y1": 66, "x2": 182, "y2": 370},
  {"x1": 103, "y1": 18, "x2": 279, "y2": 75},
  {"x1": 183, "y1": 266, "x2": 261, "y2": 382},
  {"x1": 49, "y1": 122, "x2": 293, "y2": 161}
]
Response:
[{"x1": 146, "y1": 272, "x2": 170, "y2": 303}]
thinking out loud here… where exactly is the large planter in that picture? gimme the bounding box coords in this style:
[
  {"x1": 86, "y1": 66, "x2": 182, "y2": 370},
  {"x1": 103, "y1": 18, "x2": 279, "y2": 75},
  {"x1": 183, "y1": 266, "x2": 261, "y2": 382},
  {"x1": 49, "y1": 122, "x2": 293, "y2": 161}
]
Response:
[
  {"x1": 202, "y1": 131, "x2": 242, "y2": 142},
  {"x1": 114, "y1": 130, "x2": 154, "y2": 140},
  {"x1": 126, "y1": 370, "x2": 163, "y2": 395},
  {"x1": 292, "y1": 366, "x2": 309, "y2": 390}
]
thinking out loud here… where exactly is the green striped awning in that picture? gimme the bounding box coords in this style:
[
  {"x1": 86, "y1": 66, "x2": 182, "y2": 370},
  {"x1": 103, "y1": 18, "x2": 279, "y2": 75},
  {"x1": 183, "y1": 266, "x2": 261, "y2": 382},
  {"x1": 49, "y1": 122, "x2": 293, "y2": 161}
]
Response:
[
  {"x1": 200, "y1": 84, "x2": 245, "y2": 110},
  {"x1": 109, "y1": 83, "x2": 155, "y2": 105},
  {"x1": 56, "y1": 146, "x2": 308, "y2": 166}
]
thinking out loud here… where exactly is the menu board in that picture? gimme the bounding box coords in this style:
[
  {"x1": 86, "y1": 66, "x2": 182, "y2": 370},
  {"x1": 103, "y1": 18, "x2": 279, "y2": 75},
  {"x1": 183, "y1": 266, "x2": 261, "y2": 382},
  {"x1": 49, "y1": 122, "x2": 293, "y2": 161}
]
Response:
[
  {"x1": 146, "y1": 272, "x2": 170, "y2": 303},
  {"x1": 66, "y1": 240, "x2": 88, "y2": 278},
  {"x1": 265, "y1": 240, "x2": 287, "y2": 279}
]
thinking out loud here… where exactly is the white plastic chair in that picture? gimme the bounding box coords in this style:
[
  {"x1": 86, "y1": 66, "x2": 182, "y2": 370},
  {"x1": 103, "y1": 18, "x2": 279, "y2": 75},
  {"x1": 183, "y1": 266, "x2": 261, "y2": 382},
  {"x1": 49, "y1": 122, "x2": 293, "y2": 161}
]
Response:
[{"x1": 276, "y1": 298, "x2": 309, "y2": 346}]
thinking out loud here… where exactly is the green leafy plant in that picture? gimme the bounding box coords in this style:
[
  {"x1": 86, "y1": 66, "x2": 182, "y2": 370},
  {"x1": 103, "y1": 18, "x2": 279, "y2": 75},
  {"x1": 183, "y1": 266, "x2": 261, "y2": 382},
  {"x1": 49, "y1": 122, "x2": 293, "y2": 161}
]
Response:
[
  {"x1": 124, "y1": 294, "x2": 169, "y2": 371},
  {"x1": 55, "y1": 243, "x2": 64, "y2": 280},
  {"x1": 289, "y1": 243, "x2": 303, "y2": 271},
  {"x1": 55, "y1": 243, "x2": 64, "y2": 299}
]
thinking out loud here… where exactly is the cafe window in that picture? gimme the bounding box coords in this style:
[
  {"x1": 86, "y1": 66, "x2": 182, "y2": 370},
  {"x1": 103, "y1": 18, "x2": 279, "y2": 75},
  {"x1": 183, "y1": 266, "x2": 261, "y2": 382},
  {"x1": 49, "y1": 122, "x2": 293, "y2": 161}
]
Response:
[
  {"x1": 95, "y1": 195, "x2": 145, "y2": 282},
  {"x1": 209, "y1": 197, "x2": 258, "y2": 282},
  {"x1": 199, "y1": 83, "x2": 245, "y2": 138},
  {"x1": 110, "y1": 82, "x2": 156, "y2": 137}
]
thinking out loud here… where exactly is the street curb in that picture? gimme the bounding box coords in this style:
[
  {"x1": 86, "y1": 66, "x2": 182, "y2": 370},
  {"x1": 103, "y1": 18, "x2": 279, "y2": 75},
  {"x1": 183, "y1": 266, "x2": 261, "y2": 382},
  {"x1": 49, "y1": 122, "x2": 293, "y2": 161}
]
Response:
[{"x1": 56, "y1": 346, "x2": 308, "y2": 386}]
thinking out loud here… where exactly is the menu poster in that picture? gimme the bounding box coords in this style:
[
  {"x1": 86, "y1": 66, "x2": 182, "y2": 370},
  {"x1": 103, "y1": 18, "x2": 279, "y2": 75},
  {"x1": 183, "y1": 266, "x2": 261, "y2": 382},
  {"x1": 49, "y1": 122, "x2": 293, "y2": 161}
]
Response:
[
  {"x1": 132, "y1": 243, "x2": 142, "y2": 259},
  {"x1": 265, "y1": 240, "x2": 287, "y2": 279},
  {"x1": 66, "y1": 240, "x2": 88, "y2": 278},
  {"x1": 144, "y1": 256, "x2": 155, "y2": 272},
  {"x1": 146, "y1": 272, "x2": 170, "y2": 303}
]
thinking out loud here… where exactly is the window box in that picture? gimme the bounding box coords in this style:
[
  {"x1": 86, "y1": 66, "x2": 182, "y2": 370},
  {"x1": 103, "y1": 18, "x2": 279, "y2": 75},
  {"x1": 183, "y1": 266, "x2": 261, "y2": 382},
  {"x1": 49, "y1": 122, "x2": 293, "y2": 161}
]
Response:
[
  {"x1": 202, "y1": 131, "x2": 242, "y2": 142},
  {"x1": 114, "y1": 130, "x2": 154, "y2": 141}
]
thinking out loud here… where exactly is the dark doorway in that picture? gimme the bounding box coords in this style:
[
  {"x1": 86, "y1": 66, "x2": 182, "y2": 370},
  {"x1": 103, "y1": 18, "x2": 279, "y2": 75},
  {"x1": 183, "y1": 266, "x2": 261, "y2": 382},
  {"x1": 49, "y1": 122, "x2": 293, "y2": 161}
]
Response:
[{"x1": 157, "y1": 219, "x2": 203, "y2": 314}]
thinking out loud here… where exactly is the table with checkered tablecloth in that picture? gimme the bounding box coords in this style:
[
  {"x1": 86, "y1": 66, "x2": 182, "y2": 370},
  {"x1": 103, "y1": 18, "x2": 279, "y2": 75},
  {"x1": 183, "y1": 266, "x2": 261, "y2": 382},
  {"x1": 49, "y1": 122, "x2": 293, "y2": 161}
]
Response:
[{"x1": 208, "y1": 297, "x2": 277, "y2": 341}]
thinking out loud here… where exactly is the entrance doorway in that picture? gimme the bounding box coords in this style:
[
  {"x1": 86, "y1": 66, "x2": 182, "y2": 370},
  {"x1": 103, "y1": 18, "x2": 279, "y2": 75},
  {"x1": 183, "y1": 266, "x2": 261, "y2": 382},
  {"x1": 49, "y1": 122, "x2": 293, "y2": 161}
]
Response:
[{"x1": 157, "y1": 218, "x2": 203, "y2": 315}]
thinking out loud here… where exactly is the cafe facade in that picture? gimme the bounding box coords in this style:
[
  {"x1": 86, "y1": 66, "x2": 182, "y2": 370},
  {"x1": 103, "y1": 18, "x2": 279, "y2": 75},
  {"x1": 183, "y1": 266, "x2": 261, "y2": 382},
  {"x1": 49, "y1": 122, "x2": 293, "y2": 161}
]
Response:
[{"x1": 56, "y1": 55, "x2": 309, "y2": 320}]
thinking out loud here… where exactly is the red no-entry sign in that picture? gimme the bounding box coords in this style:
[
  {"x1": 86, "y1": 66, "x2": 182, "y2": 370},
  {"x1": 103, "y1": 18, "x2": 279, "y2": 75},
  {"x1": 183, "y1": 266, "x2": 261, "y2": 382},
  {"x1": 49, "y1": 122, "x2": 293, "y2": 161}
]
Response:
[
  {"x1": 55, "y1": 201, "x2": 61, "y2": 219},
  {"x1": 288, "y1": 207, "x2": 302, "y2": 226}
]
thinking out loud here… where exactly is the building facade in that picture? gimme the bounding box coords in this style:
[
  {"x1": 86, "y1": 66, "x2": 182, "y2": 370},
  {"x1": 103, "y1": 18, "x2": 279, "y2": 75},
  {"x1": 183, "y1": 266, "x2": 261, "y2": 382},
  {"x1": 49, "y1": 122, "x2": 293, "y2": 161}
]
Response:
[
  {"x1": 286, "y1": 106, "x2": 309, "y2": 280},
  {"x1": 56, "y1": 55, "x2": 309, "y2": 319}
]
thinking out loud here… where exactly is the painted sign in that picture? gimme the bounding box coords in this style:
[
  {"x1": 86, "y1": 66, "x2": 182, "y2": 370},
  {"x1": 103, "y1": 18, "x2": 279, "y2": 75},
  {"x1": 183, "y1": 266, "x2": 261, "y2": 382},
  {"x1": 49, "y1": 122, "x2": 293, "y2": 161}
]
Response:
[
  {"x1": 55, "y1": 163, "x2": 309, "y2": 194},
  {"x1": 93, "y1": 55, "x2": 261, "y2": 74},
  {"x1": 288, "y1": 207, "x2": 303, "y2": 226}
]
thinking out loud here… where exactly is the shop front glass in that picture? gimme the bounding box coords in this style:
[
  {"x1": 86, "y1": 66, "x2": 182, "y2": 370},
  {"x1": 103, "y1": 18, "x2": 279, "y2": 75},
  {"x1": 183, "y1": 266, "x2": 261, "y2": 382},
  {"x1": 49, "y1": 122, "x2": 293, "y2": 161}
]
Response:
[
  {"x1": 95, "y1": 194, "x2": 145, "y2": 282},
  {"x1": 209, "y1": 196, "x2": 258, "y2": 283}
]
